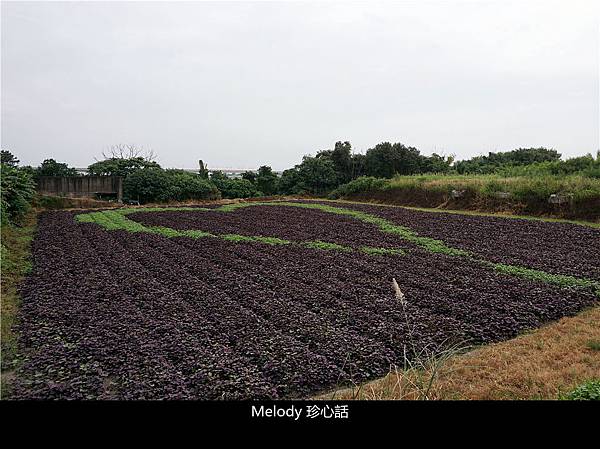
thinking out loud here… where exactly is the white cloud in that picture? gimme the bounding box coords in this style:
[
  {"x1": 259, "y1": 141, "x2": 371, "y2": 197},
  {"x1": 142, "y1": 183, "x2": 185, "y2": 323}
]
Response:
[{"x1": 1, "y1": 0, "x2": 598, "y2": 169}]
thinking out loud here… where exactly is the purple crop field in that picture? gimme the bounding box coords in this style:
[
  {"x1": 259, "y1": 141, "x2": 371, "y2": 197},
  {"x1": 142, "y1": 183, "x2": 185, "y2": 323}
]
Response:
[
  {"x1": 323, "y1": 201, "x2": 600, "y2": 281},
  {"x1": 10, "y1": 201, "x2": 599, "y2": 399}
]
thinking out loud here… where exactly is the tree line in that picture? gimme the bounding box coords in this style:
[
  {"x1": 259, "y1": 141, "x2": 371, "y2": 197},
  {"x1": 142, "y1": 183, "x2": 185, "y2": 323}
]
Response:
[{"x1": 2, "y1": 142, "x2": 598, "y2": 211}]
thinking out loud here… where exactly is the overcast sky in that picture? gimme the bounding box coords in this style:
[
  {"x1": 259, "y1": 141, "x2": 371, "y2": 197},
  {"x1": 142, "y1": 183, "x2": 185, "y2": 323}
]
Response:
[{"x1": 1, "y1": 1, "x2": 598, "y2": 170}]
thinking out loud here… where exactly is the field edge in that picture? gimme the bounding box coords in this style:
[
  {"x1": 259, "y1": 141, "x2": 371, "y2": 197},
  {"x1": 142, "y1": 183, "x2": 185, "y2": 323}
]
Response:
[
  {"x1": 0, "y1": 211, "x2": 38, "y2": 399},
  {"x1": 317, "y1": 304, "x2": 600, "y2": 400}
]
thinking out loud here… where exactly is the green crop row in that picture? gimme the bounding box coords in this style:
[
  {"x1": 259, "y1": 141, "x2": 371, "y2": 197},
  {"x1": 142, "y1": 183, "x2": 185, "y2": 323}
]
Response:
[{"x1": 75, "y1": 208, "x2": 405, "y2": 257}]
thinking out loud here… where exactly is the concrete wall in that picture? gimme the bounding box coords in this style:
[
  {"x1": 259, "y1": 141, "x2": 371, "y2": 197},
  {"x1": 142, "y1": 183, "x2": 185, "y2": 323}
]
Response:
[{"x1": 37, "y1": 176, "x2": 123, "y2": 202}]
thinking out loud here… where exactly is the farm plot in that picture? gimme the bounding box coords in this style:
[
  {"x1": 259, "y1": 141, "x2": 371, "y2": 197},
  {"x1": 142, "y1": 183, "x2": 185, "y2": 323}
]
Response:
[
  {"x1": 313, "y1": 200, "x2": 600, "y2": 281},
  {"x1": 10, "y1": 201, "x2": 600, "y2": 399}
]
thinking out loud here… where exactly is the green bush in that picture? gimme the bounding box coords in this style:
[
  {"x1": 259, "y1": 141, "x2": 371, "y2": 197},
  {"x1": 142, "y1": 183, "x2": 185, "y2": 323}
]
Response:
[
  {"x1": 328, "y1": 176, "x2": 390, "y2": 199},
  {"x1": 163, "y1": 169, "x2": 220, "y2": 201},
  {"x1": 1, "y1": 164, "x2": 36, "y2": 224},
  {"x1": 455, "y1": 148, "x2": 562, "y2": 174},
  {"x1": 256, "y1": 165, "x2": 278, "y2": 196},
  {"x1": 564, "y1": 380, "x2": 600, "y2": 400},
  {"x1": 123, "y1": 168, "x2": 170, "y2": 203},
  {"x1": 277, "y1": 168, "x2": 305, "y2": 195},
  {"x1": 35, "y1": 159, "x2": 79, "y2": 178},
  {"x1": 210, "y1": 171, "x2": 258, "y2": 199},
  {"x1": 124, "y1": 168, "x2": 219, "y2": 203},
  {"x1": 88, "y1": 157, "x2": 161, "y2": 177}
]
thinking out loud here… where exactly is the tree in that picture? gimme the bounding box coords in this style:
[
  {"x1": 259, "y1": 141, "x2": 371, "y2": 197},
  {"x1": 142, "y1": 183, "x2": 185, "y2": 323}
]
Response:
[
  {"x1": 210, "y1": 171, "x2": 258, "y2": 198},
  {"x1": 455, "y1": 147, "x2": 561, "y2": 174},
  {"x1": 419, "y1": 153, "x2": 454, "y2": 174},
  {"x1": 163, "y1": 169, "x2": 220, "y2": 201},
  {"x1": 121, "y1": 167, "x2": 220, "y2": 204},
  {"x1": 241, "y1": 171, "x2": 257, "y2": 183},
  {"x1": 101, "y1": 144, "x2": 156, "y2": 161},
  {"x1": 276, "y1": 168, "x2": 303, "y2": 195},
  {"x1": 505, "y1": 147, "x2": 561, "y2": 165},
  {"x1": 297, "y1": 156, "x2": 338, "y2": 194},
  {"x1": 1, "y1": 150, "x2": 19, "y2": 167},
  {"x1": 88, "y1": 157, "x2": 161, "y2": 177},
  {"x1": 37, "y1": 159, "x2": 79, "y2": 177},
  {"x1": 198, "y1": 160, "x2": 210, "y2": 179},
  {"x1": 364, "y1": 142, "x2": 422, "y2": 178},
  {"x1": 330, "y1": 141, "x2": 353, "y2": 183},
  {"x1": 0, "y1": 163, "x2": 35, "y2": 224},
  {"x1": 123, "y1": 168, "x2": 171, "y2": 203},
  {"x1": 316, "y1": 141, "x2": 354, "y2": 184},
  {"x1": 256, "y1": 165, "x2": 278, "y2": 195},
  {"x1": 350, "y1": 153, "x2": 367, "y2": 179},
  {"x1": 209, "y1": 170, "x2": 229, "y2": 183}
]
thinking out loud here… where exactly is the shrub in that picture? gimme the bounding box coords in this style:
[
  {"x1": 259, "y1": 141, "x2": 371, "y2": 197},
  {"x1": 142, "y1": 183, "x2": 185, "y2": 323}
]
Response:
[
  {"x1": 87, "y1": 157, "x2": 161, "y2": 177},
  {"x1": 328, "y1": 176, "x2": 390, "y2": 199},
  {"x1": 564, "y1": 380, "x2": 600, "y2": 400},
  {"x1": 297, "y1": 156, "x2": 339, "y2": 194},
  {"x1": 123, "y1": 168, "x2": 171, "y2": 203},
  {"x1": 587, "y1": 340, "x2": 600, "y2": 351},
  {"x1": 210, "y1": 172, "x2": 258, "y2": 199},
  {"x1": 256, "y1": 165, "x2": 278, "y2": 195},
  {"x1": 276, "y1": 168, "x2": 305, "y2": 195},
  {"x1": 124, "y1": 168, "x2": 220, "y2": 203},
  {"x1": 163, "y1": 169, "x2": 220, "y2": 201},
  {"x1": 35, "y1": 159, "x2": 79, "y2": 178},
  {"x1": 0, "y1": 164, "x2": 36, "y2": 224}
]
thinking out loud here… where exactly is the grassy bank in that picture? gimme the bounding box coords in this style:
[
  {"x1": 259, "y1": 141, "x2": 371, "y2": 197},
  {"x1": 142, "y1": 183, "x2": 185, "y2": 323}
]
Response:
[
  {"x1": 329, "y1": 174, "x2": 600, "y2": 220},
  {"x1": 322, "y1": 305, "x2": 600, "y2": 400},
  {"x1": 0, "y1": 211, "x2": 37, "y2": 398}
]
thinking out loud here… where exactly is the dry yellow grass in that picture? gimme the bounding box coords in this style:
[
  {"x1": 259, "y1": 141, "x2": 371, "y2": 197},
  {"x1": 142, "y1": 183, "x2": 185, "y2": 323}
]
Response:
[
  {"x1": 1, "y1": 212, "x2": 37, "y2": 397},
  {"x1": 322, "y1": 305, "x2": 600, "y2": 400}
]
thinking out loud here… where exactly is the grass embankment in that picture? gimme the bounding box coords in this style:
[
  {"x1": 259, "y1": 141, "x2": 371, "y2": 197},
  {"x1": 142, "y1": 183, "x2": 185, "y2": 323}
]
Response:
[
  {"x1": 329, "y1": 174, "x2": 600, "y2": 220},
  {"x1": 323, "y1": 305, "x2": 600, "y2": 400},
  {"x1": 0, "y1": 212, "x2": 37, "y2": 398}
]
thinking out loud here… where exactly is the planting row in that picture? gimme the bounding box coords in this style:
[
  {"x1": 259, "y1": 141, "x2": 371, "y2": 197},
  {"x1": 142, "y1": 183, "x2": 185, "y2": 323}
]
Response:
[
  {"x1": 297, "y1": 201, "x2": 600, "y2": 281},
  {"x1": 127, "y1": 201, "x2": 600, "y2": 284}
]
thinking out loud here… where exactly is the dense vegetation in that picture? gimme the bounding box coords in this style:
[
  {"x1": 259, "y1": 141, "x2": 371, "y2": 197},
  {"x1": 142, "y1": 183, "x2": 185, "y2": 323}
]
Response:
[
  {"x1": 564, "y1": 379, "x2": 600, "y2": 400},
  {"x1": 3, "y1": 143, "x2": 599, "y2": 213},
  {"x1": 274, "y1": 141, "x2": 454, "y2": 195},
  {"x1": 0, "y1": 151, "x2": 36, "y2": 225},
  {"x1": 123, "y1": 168, "x2": 219, "y2": 203},
  {"x1": 454, "y1": 147, "x2": 562, "y2": 174},
  {"x1": 87, "y1": 156, "x2": 161, "y2": 177},
  {"x1": 325, "y1": 148, "x2": 600, "y2": 219}
]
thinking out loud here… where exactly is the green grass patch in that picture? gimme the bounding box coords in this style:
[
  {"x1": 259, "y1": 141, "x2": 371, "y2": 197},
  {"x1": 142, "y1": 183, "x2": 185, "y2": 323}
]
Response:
[
  {"x1": 303, "y1": 240, "x2": 352, "y2": 252},
  {"x1": 563, "y1": 379, "x2": 600, "y2": 400},
  {"x1": 119, "y1": 206, "x2": 212, "y2": 215},
  {"x1": 76, "y1": 210, "x2": 147, "y2": 232},
  {"x1": 252, "y1": 236, "x2": 292, "y2": 245},
  {"x1": 359, "y1": 246, "x2": 405, "y2": 256},
  {"x1": 343, "y1": 173, "x2": 600, "y2": 205},
  {"x1": 1, "y1": 211, "x2": 38, "y2": 398},
  {"x1": 180, "y1": 229, "x2": 216, "y2": 239},
  {"x1": 586, "y1": 340, "x2": 600, "y2": 351},
  {"x1": 147, "y1": 226, "x2": 185, "y2": 238},
  {"x1": 222, "y1": 234, "x2": 260, "y2": 243},
  {"x1": 490, "y1": 263, "x2": 600, "y2": 295}
]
